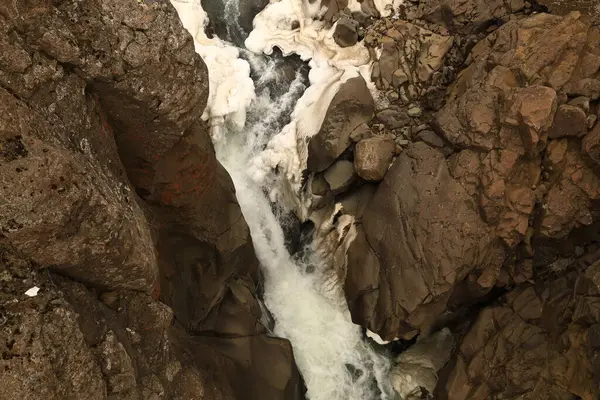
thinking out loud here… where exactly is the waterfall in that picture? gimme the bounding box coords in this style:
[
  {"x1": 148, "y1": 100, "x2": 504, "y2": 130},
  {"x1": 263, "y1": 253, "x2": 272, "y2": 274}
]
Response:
[{"x1": 170, "y1": 1, "x2": 396, "y2": 399}]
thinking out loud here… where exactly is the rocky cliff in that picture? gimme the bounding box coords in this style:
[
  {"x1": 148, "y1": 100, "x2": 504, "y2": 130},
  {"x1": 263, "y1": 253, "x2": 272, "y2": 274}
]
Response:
[{"x1": 0, "y1": 1, "x2": 302, "y2": 399}]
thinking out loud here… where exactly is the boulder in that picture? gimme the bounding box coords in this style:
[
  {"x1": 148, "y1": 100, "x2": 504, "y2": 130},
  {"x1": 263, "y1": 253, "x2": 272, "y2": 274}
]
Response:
[
  {"x1": 345, "y1": 143, "x2": 504, "y2": 339},
  {"x1": 323, "y1": 160, "x2": 357, "y2": 194},
  {"x1": 307, "y1": 76, "x2": 374, "y2": 172},
  {"x1": 333, "y1": 17, "x2": 359, "y2": 48},
  {"x1": 354, "y1": 136, "x2": 396, "y2": 181},
  {"x1": 548, "y1": 104, "x2": 588, "y2": 139}
]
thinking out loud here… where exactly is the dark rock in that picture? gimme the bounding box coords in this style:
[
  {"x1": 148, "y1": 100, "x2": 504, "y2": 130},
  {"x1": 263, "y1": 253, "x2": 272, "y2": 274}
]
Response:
[
  {"x1": 345, "y1": 143, "x2": 504, "y2": 340},
  {"x1": 324, "y1": 160, "x2": 357, "y2": 194},
  {"x1": 307, "y1": 76, "x2": 374, "y2": 172},
  {"x1": 377, "y1": 108, "x2": 411, "y2": 129},
  {"x1": 548, "y1": 104, "x2": 588, "y2": 139},
  {"x1": 333, "y1": 17, "x2": 359, "y2": 48}
]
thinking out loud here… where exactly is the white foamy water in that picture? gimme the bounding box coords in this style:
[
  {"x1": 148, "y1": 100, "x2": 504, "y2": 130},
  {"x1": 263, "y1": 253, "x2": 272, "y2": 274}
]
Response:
[{"x1": 170, "y1": 0, "x2": 401, "y2": 399}]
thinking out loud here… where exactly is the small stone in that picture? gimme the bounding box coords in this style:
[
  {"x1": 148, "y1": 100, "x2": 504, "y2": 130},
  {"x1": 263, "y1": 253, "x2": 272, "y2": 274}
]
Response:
[
  {"x1": 350, "y1": 123, "x2": 374, "y2": 142},
  {"x1": 392, "y1": 69, "x2": 409, "y2": 87},
  {"x1": 548, "y1": 104, "x2": 587, "y2": 138},
  {"x1": 333, "y1": 18, "x2": 359, "y2": 48},
  {"x1": 377, "y1": 108, "x2": 410, "y2": 129},
  {"x1": 407, "y1": 106, "x2": 422, "y2": 117},
  {"x1": 587, "y1": 114, "x2": 597, "y2": 130},
  {"x1": 387, "y1": 91, "x2": 399, "y2": 101},
  {"x1": 311, "y1": 174, "x2": 330, "y2": 196}
]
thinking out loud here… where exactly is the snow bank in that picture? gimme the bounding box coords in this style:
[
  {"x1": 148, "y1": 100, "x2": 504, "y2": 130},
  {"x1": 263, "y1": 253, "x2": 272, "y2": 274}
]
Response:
[{"x1": 170, "y1": 0, "x2": 256, "y2": 137}]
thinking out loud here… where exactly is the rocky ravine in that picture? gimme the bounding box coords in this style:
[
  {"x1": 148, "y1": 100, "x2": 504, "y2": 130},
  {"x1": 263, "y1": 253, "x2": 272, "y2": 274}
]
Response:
[
  {"x1": 0, "y1": 1, "x2": 302, "y2": 399},
  {"x1": 2, "y1": 0, "x2": 600, "y2": 400}
]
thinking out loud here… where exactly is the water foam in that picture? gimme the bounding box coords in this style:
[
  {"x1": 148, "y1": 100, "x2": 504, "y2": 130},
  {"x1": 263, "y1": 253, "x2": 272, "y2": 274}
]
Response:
[{"x1": 170, "y1": 0, "x2": 399, "y2": 398}]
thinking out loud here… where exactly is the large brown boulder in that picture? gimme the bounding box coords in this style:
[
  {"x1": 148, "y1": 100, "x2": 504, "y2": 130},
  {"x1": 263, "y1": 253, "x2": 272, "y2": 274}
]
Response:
[
  {"x1": 345, "y1": 142, "x2": 504, "y2": 340},
  {"x1": 307, "y1": 76, "x2": 375, "y2": 172}
]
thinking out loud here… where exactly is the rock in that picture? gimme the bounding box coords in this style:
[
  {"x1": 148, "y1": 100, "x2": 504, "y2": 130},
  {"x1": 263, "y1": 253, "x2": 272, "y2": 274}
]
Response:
[
  {"x1": 435, "y1": 12, "x2": 600, "y2": 245},
  {"x1": 569, "y1": 96, "x2": 591, "y2": 112},
  {"x1": 407, "y1": 106, "x2": 422, "y2": 117},
  {"x1": 0, "y1": 1, "x2": 304, "y2": 399},
  {"x1": 583, "y1": 123, "x2": 600, "y2": 164},
  {"x1": 540, "y1": 139, "x2": 600, "y2": 238},
  {"x1": 392, "y1": 328, "x2": 455, "y2": 399},
  {"x1": 345, "y1": 143, "x2": 504, "y2": 339},
  {"x1": 311, "y1": 174, "x2": 331, "y2": 196},
  {"x1": 438, "y1": 262, "x2": 600, "y2": 399},
  {"x1": 418, "y1": 130, "x2": 445, "y2": 148},
  {"x1": 350, "y1": 123, "x2": 375, "y2": 142},
  {"x1": 333, "y1": 17, "x2": 359, "y2": 48},
  {"x1": 354, "y1": 136, "x2": 396, "y2": 182},
  {"x1": 548, "y1": 104, "x2": 588, "y2": 138},
  {"x1": 377, "y1": 108, "x2": 411, "y2": 129},
  {"x1": 509, "y1": 85, "x2": 558, "y2": 155},
  {"x1": 307, "y1": 76, "x2": 375, "y2": 172},
  {"x1": 536, "y1": 0, "x2": 600, "y2": 20},
  {"x1": 324, "y1": 160, "x2": 357, "y2": 194}
]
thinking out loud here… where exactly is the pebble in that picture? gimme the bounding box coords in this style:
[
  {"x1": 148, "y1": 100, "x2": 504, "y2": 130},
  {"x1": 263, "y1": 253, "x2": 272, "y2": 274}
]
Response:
[{"x1": 407, "y1": 106, "x2": 422, "y2": 117}]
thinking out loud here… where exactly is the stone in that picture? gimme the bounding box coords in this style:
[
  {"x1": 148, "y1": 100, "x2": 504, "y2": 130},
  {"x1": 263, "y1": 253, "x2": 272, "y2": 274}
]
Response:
[
  {"x1": 377, "y1": 108, "x2": 411, "y2": 129},
  {"x1": 569, "y1": 96, "x2": 591, "y2": 112},
  {"x1": 548, "y1": 104, "x2": 588, "y2": 139},
  {"x1": 354, "y1": 136, "x2": 396, "y2": 182},
  {"x1": 307, "y1": 76, "x2": 375, "y2": 172},
  {"x1": 350, "y1": 123, "x2": 375, "y2": 142},
  {"x1": 324, "y1": 160, "x2": 357, "y2": 194},
  {"x1": 407, "y1": 106, "x2": 422, "y2": 117},
  {"x1": 418, "y1": 130, "x2": 445, "y2": 148},
  {"x1": 345, "y1": 143, "x2": 503, "y2": 339},
  {"x1": 333, "y1": 17, "x2": 359, "y2": 48},
  {"x1": 583, "y1": 123, "x2": 600, "y2": 164}
]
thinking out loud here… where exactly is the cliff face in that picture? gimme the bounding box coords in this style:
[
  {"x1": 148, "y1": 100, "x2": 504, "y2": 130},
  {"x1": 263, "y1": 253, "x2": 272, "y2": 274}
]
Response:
[{"x1": 0, "y1": 1, "x2": 302, "y2": 399}]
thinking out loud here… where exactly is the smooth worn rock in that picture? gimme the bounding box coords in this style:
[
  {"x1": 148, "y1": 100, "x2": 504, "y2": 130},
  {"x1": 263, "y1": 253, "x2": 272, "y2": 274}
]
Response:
[
  {"x1": 324, "y1": 160, "x2": 357, "y2": 194},
  {"x1": 354, "y1": 136, "x2": 396, "y2": 182},
  {"x1": 377, "y1": 108, "x2": 411, "y2": 129},
  {"x1": 345, "y1": 143, "x2": 504, "y2": 339},
  {"x1": 333, "y1": 17, "x2": 359, "y2": 48},
  {"x1": 350, "y1": 122, "x2": 375, "y2": 142},
  {"x1": 307, "y1": 76, "x2": 374, "y2": 172}
]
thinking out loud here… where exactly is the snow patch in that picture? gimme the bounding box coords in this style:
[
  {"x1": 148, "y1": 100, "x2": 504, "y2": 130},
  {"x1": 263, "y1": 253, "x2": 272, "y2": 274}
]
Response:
[{"x1": 24, "y1": 286, "x2": 40, "y2": 297}]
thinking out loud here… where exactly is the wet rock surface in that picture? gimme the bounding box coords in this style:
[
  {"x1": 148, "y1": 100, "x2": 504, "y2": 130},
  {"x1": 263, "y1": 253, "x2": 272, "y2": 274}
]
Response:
[{"x1": 0, "y1": 1, "x2": 303, "y2": 399}]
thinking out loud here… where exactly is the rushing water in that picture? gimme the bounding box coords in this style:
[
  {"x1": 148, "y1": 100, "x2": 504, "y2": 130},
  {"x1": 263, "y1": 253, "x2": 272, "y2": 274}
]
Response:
[{"x1": 170, "y1": 1, "x2": 395, "y2": 399}]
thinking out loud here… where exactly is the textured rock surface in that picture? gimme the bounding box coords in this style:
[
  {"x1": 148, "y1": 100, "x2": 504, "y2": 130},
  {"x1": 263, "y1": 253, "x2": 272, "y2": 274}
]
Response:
[
  {"x1": 346, "y1": 142, "x2": 504, "y2": 339},
  {"x1": 439, "y1": 257, "x2": 600, "y2": 399},
  {"x1": 0, "y1": 1, "x2": 303, "y2": 399},
  {"x1": 354, "y1": 136, "x2": 396, "y2": 181},
  {"x1": 307, "y1": 76, "x2": 374, "y2": 172}
]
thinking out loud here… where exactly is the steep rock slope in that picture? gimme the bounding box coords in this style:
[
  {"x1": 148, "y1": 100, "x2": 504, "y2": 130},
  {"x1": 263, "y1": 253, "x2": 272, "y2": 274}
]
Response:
[{"x1": 0, "y1": 1, "x2": 302, "y2": 399}]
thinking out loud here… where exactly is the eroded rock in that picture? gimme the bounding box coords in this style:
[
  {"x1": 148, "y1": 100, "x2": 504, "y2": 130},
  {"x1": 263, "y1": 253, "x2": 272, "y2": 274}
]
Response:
[{"x1": 354, "y1": 136, "x2": 396, "y2": 181}]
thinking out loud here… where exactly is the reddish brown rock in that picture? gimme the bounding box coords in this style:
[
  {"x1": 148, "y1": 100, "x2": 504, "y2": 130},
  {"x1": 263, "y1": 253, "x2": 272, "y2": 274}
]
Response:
[
  {"x1": 438, "y1": 261, "x2": 600, "y2": 399},
  {"x1": 549, "y1": 104, "x2": 589, "y2": 139},
  {"x1": 354, "y1": 136, "x2": 396, "y2": 181},
  {"x1": 583, "y1": 123, "x2": 600, "y2": 164}
]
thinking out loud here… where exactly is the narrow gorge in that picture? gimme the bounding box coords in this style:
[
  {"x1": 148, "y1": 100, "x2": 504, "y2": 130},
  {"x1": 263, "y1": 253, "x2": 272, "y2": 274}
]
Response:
[{"x1": 1, "y1": 0, "x2": 600, "y2": 400}]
